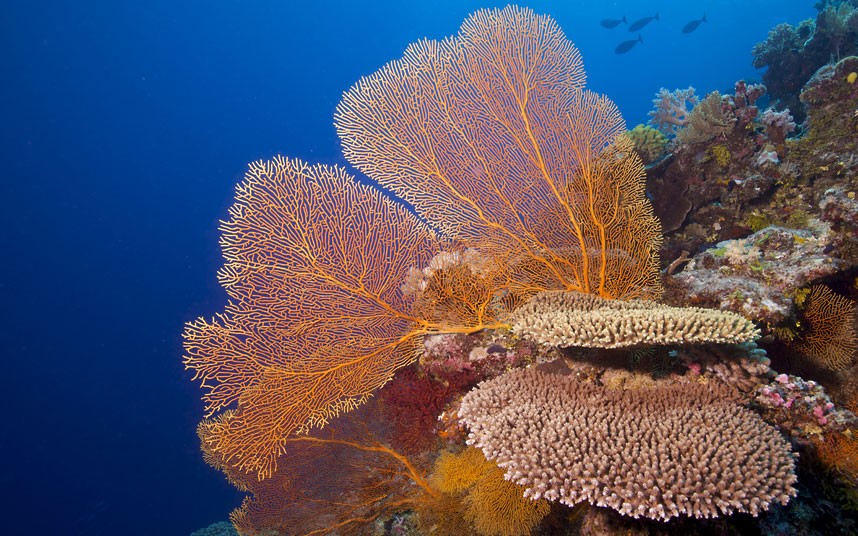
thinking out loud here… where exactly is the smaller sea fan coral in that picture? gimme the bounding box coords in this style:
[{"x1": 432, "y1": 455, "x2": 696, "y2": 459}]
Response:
[
  {"x1": 510, "y1": 290, "x2": 759, "y2": 349},
  {"x1": 464, "y1": 463, "x2": 551, "y2": 536},
  {"x1": 430, "y1": 448, "x2": 550, "y2": 536},
  {"x1": 793, "y1": 285, "x2": 858, "y2": 371}
]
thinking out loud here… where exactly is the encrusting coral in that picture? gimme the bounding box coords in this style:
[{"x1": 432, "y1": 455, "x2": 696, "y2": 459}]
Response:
[{"x1": 458, "y1": 364, "x2": 798, "y2": 521}]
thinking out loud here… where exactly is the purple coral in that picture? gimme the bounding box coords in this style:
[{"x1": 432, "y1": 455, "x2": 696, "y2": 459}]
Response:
[
  {"x1": 760, "y1": 108, "x2": 796, "y2": 145},
  {"x1": 648, "y1": 87, "x2": 698, "y2": 137}
]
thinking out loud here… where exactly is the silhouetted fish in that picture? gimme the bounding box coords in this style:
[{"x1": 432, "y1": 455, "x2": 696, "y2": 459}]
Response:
[
  {"x1": 682, "y1": 15, "x2": 707, "y2": 34},
  {"x1": 600, "y1": 16, "x2": 627, "y2": 29},
  {"x1": 628, "y1": 12, "x2": 659, "y2": 32},
  {"x1": 615, "y1": 35, "x2": 643, "y2": 54}
]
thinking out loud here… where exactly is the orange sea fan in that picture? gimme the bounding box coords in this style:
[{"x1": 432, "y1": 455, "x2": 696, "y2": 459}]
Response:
[
  {"x1": 794, "y1": 285, "x2": 858, "y2": 371},
  {"x1": 336, "y1": 5, "x2": 661, "y2": 300},
  {"x1": 184, "y1": 157, "x2": 442, "y2": 478}
]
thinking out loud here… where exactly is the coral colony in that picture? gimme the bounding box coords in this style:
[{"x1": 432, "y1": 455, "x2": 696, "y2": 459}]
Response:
[{"x1": 186, "y1": 5, "x2": 858, "y2": 535}]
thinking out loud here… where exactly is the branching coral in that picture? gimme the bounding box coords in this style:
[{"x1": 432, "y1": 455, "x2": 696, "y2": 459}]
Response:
[
  {"x1": 459, "y1": 364, "x2": 798, "y2": 521},
  {"x1": 675, "y1": 91, "x2": 735, "y2": 145},
  {"x1": 648, "y1": 87, "x2": 698, "y2": 137}
]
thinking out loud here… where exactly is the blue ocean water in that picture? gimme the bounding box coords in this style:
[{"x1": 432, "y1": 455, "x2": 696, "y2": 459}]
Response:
[{"x1": 1, "y1": 1, "x2": 816, "y2": 534}]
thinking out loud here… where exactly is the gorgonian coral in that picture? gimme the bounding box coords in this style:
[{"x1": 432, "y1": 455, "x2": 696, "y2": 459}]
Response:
[{"x1": 185, "y1": 5, "x2": 662, "y2": 480}]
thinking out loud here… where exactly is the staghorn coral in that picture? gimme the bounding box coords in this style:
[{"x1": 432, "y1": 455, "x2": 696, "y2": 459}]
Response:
[
  {"x1": 458, "y1": 364, "x2": 798, "y2": 521},
  {"x1": 792, "y1": 285, "x2": 858, "y2": 370},
  {"x1": 336, "y1": 6, "x2": 662, "y2": 301},
  {"x1": 510, "y1": 290, "x2": 759, "y2": 349},
  {"x1": 185, "y1": 5, "x2": 665, "y2": 482}
]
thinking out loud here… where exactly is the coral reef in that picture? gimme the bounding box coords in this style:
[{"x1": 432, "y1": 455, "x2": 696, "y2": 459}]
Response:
[
  {"x1": 752, "y1": 4, "x2": 858, "y2": 119},
  {"x1": 185, "y1": 5, "x2": 858, "y2": 536},
  {"x1": 756, "y1": 373, "x2": 858, "y2": 438},
  {"x1": 665, "y1": 225, "x2": 846, "y2": 324}
]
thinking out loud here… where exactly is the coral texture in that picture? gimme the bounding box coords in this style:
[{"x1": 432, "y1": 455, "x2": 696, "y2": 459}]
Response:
[
  {"x1": 463, "y1": 462, "x2": 551, "y2": 536},
  {"x1": 626, "y1": 124, "x2": 667, "y2": 164},
  {"x1": 648, "y1": 87, "x2": 698, "y2": 136},
  {"x1": 510, "y1": 290, "x2": 759, "y2": 348},
  {"x1": 184, "y1": 158, "x2": 438, "y2": 478},
  {"x1": 459, "y1": 365, "x2": 798, "y2": 521},
  {"x1": 674, "y1": 91, "x2": 735, "y2": 145}
]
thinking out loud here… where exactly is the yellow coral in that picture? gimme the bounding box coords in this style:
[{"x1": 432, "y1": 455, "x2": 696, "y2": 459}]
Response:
[
  {"x1": 464, "y1": 463, "x2": 551, "y2": 536},
  {"x1": 709, "y1": 144, "x2": 731, "y2": 167},
  {"x1": 430, "y1": 448, "x2": 551, "y2": 536},
  {"x1": 430, "y1": 447, "x2": 494, "y2": 493},
  {"x1": 625, "y1": 124, "x2": 667, "y2": 164}
]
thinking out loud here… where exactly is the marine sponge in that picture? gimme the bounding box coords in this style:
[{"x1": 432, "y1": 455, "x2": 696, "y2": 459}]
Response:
[
  {"x1": 509, "y1": 290, "x2": 759, "y2": 349},
  {"x1": 459, "y1": 365, "x2": 798, "y2": 521}
]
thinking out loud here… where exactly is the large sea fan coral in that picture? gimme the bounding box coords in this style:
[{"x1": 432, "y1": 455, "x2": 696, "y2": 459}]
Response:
[
  {"x1": 185, "y1": 5, "x2": 662, "y2": 481},
  {"x1": 459, "y1": 365, "x2": 798, "y2": 521},
  {"x1": 336, "y1": 5, "x2": 661, "y2": 301}
]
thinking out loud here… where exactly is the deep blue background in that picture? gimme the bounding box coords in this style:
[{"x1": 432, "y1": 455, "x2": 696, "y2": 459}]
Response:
[{"x1": 2, "y1": 1, "x2": 814, "y2": 534}]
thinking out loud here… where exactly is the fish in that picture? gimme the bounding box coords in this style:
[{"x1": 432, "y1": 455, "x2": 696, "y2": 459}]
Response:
[
  {"x1": 628, "y1": 12, "x2": 659, "y2": 32},
  {"x1": 682, "y1": 15, "x2": 707, "y2": 34},
  {"x1": 600, "y1": 16, "x2": 627, "y2": 29},
  {"x1": 615, "y1": 35, "x2": 643, "y2": 54}
]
